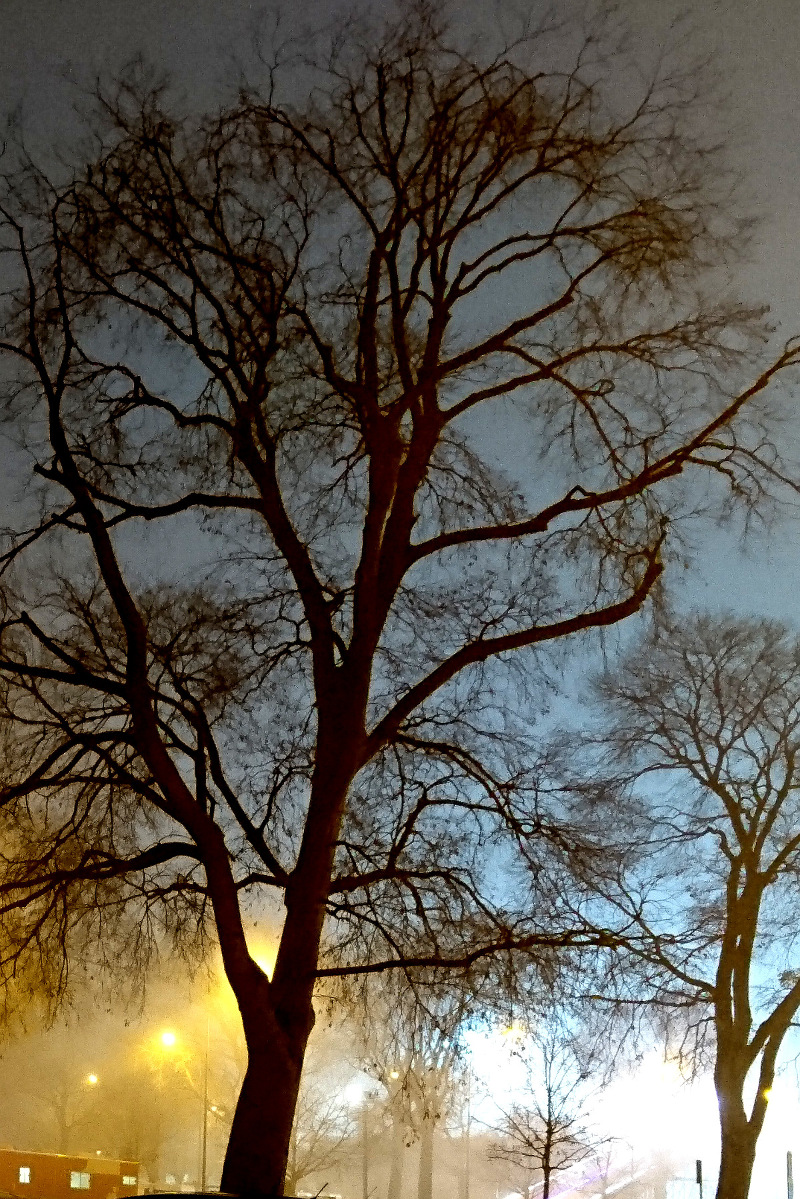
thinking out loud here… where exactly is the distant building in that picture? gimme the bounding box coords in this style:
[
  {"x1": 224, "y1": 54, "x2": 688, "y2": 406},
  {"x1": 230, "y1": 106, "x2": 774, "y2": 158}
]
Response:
[{"x1": 0, "y1": 1149, "x2": 139, "y2": 1199}]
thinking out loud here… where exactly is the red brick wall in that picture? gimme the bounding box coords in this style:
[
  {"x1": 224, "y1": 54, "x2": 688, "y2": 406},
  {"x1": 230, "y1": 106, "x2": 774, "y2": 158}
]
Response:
[{"x1": 0, "y1": 1149, "x2": 139, "y2": 1199}]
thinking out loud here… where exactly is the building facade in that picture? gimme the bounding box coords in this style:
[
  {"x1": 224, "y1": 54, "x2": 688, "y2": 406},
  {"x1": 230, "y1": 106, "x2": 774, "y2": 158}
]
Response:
[{"x1": 0, "y1": 1149, "x2": 139, "y2": 1199}]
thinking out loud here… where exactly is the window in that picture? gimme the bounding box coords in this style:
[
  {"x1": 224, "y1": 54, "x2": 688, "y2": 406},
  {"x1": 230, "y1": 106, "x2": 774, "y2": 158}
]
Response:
[
  {"x1": 19, "y1": 1168, "x2": 30, "y2": 1184},
  {"x1": 70, "y1": 1173, "x2": 91, "y2": 1190},
  {"x1": 122, "y1": 1178, "x2": 137, "y2": 1188}
]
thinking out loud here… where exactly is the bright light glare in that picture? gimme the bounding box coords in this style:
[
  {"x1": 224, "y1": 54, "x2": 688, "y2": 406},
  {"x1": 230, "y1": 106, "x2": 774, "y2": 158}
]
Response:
[
  {"x1": 252, "y1": 938, "x2": 278, "y2": 979},
  {"x1": 160, "y1": 1030, "x2": 177, "y2": 1049},
  {"x1": 342, "y1": 1079, "x2": 369, "y2": 1106},
  {"x1": 86, "y1": 1073, "x2": 98, "y2": 1085},
  {"x1": 593, "y1": 1053, "x2": 717, "y2": 1159},
  {"x1": 462, "y1": 1027, "x2": 529, "y2": 1119}
]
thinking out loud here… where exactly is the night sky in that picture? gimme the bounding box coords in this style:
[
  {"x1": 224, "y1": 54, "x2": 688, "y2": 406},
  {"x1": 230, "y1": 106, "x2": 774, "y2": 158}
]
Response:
[{"x1": 3, "y1": 0, "x2": 800, "y2": 617}]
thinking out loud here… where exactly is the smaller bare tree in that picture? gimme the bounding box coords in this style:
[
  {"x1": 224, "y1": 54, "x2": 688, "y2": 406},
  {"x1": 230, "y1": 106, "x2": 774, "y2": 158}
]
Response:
[
  {"x1": 358, "y1": 979, "x2": 473, "y2": 1199},
  {"x1": 490, "y1": 1015, "x2": 608, "y2": 1199},
  {"x1": 286, "y1": 1074, "x2": 357, "y2": 1196}
]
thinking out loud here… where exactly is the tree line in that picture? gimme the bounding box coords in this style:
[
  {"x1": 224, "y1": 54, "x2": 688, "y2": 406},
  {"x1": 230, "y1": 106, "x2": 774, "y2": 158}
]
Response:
[{"x1": 1, "y1": 4, "x2": 799, "y2": 1199}]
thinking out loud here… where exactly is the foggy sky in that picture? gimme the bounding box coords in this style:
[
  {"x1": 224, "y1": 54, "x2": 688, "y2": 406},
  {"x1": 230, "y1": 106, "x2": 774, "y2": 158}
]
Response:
[
  {"x1": 2, "y1": 0, "x2": 800, "y2": 620},
  {"x1": 1, "y1": 17, "x2": 774, "y2": 796}
]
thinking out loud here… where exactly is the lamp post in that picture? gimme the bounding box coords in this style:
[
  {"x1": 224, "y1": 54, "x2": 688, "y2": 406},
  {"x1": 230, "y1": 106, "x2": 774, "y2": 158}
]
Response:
[
  {"x1": 362, "y1": 1097, "x2": 369, "y2": 1199},
  {"x1": 158, "y1": 1027, "x2": 211, "y2": 1190},
  {"x1": 200, "y1": 1014, "x2": 210, "y2": 1191}
]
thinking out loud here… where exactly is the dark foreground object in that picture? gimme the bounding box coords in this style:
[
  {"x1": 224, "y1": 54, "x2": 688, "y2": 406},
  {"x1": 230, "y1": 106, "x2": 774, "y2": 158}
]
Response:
[{"x1": 144, "y1": 1193, "x2": 296, "y2": 1199}]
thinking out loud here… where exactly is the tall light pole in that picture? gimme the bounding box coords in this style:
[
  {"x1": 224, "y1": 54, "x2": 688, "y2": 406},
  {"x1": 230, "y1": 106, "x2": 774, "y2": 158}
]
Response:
[
  {"x1": 788, "y1": 1150, "x2": 794, "y2": 1199},
  {"x1": 200, "y1": 1013, "x2": 210, "y2": 1191},
  {"x1": 158, "y1": 1027, "x2": 211, "y2": 1190},
  {"x1": 362, "y1": 1091, "x2": 376, "y2": 1199},
  {"x1": 362, "y1": 1098, "x2": 369, "y2": 1199}
]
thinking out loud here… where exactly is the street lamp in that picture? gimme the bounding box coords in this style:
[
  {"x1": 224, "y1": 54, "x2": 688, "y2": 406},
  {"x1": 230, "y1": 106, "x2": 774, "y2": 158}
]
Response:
[
  {"x1": 157, "y1": 1026, "x2": 211, "y2": 1190},
  {"x1": 200, "y1": 1015, "x2": 210, "y2": 1192}
]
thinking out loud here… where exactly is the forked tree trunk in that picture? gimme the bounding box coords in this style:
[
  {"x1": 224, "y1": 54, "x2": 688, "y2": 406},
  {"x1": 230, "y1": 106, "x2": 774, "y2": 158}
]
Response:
[{"x1": 217, "y1": 717, "x2": 365, "y2": 1197}]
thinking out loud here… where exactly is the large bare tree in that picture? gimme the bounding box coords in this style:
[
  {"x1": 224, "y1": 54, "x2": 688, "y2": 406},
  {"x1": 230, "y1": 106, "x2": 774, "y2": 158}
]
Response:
[
  {"x1": 570, "y1": 615, "x2": 800, "y2": 1199},
  {"x1": 0, "y1": 5, "x2": 797, "y2": 1192}
]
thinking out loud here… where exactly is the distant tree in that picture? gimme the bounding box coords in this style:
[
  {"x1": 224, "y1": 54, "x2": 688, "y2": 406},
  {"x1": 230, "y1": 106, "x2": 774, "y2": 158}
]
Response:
[
  {"x1": 571, "y1": 615, "x2": 800, "y2": 1199},
  {"x1": 97, "y1": 1054, "x2": 190, "y2": 1183},
  {"x1": 0, "y1": 3, "x2": 798, "y2": 1193},
  {"x1": 285, "y1": 1060, "x2": 357, "y2": 1195},
  {"x1": 359, "y1": 981, "x2": 471, "y2": 1199},
  {"x1": 22, "y1": 1045, "x2": 104, "y2": 1154},
  {"x1": 490, "y1": 1015, "x2": 608, "y2": 1199}
]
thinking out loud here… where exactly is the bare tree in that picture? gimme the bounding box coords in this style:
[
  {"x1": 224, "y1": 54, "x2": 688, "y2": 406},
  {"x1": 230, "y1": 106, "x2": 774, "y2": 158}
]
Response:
[
  {"x1": 360, "y1": 980, "x2": 471, "y2": 1199},
  {"x1": 570, "y1": 615, "x2": 800, "y2": 1199},
  {"x1": 24, "y1": 1049, "x2": 104, "y2": 1154},
  {"x1": 0, "y1": 3, "x2": 797, "y2": 1192},
  {"x1": 285, "y1": 1058, "x2": 357, "y2": 1196},
  {"x1": 490, "y1": 1015, "x2": 609, "y2": 1199}
]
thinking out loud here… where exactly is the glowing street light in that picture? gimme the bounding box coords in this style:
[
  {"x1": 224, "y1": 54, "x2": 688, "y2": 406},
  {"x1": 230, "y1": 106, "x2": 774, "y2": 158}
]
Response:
[{"x1": 155, "y1": 1025, "x2": 210, "y2": 1189}]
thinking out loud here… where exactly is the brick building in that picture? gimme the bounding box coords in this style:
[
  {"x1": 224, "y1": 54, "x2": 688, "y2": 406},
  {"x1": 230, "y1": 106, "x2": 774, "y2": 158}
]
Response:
[{"x1": 0, "y1": 1149, "x2": 139, "y2": 1199}]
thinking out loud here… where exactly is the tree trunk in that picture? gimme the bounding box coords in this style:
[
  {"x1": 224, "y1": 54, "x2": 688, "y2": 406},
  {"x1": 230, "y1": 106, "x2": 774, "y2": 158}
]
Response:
[
  {"x1": 217, "y1": 701, "x2": 367, "y2": 1197},
  {"x1": 417, "y1": 1118, "x2": 434, "y2": 1199},
  {"x1": 715, "y1": 1093, "x2": 759, "y2": 1199},
  {"x1": 284, "y1": 1121, "x2": 299, "y2": 1197},
  {"x1": 387, "y1": 1113, "x2": 405, "y2": 1199},
  {"x1": 542, "y1": 1124, "x2": 553, "y2": 1199},
  {"x1": 57, "y1": 1111, "x2": 69, "y2": 1156},
  {"x1": 220, "y1": 1030, "x2": 304, "y2": 1197}
]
